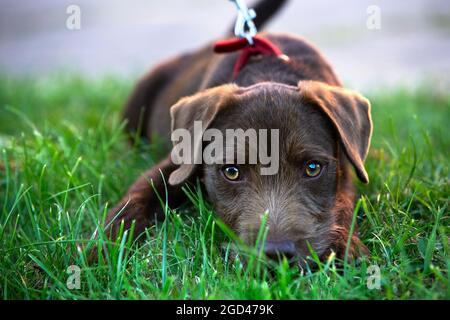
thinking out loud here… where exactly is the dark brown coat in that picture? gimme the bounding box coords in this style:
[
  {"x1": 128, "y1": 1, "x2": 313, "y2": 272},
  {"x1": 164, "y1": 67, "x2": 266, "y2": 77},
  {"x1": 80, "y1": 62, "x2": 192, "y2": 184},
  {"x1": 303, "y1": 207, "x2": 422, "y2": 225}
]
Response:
[{"x1": 105, "y1": 4, "x2": 372, "y2": 263}]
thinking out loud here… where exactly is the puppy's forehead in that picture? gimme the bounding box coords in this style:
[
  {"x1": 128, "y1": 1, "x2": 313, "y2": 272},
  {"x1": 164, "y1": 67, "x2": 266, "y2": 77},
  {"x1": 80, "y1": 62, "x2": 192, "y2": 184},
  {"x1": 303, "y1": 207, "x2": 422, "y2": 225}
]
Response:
[
  {"x1": 215, "y1": 84, "x2": 336, "y2": 151},
  {"x1": 238, "y1": 82, "x2": 299, "y2": 108}
]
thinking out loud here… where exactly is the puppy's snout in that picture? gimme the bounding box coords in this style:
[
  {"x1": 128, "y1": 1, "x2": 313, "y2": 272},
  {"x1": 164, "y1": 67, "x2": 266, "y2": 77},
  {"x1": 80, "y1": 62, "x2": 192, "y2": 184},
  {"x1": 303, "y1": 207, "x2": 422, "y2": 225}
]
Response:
[{"x1": 264, "y1": 240, "x2": 296, "y2": 261}]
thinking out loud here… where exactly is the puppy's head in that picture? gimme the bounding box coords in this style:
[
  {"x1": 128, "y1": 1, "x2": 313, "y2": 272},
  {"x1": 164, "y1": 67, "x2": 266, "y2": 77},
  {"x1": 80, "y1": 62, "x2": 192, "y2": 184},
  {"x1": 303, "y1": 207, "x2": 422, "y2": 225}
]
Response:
[{"x1": 168, "y1": 81, "x2": 372, "y2": 261}]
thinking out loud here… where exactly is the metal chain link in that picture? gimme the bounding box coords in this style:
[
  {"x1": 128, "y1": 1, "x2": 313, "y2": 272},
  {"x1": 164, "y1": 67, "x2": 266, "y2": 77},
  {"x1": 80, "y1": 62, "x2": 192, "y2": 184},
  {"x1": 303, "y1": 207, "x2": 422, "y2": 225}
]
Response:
[{"x1": 229, "y1": 0, "x2": 258, "y2": 45}]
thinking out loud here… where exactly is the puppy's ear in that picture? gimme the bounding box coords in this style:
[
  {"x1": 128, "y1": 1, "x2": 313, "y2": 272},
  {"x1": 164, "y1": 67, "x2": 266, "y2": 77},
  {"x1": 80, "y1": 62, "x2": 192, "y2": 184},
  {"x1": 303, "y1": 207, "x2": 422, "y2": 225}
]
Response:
[
  {"x1": 298, "y1": 80, "x2": 373, "y2": 183},
  {"x1": 168, "y1": 84, "x2": 240, "y2": 186}
]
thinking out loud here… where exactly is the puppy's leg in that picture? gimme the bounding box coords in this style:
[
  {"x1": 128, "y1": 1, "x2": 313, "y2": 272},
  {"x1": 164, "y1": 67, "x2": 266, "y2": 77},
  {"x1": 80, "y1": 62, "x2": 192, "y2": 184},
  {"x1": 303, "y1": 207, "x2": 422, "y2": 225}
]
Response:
[
  {"x1": 329, "y1": 225, "x2": 369, "y2": 261},
  {"x1": 103, "y1": 156, "x2": 187, "y2": 239},
  {"x1": 328, "y1": 172, "x2": 369, "y2": 261}
]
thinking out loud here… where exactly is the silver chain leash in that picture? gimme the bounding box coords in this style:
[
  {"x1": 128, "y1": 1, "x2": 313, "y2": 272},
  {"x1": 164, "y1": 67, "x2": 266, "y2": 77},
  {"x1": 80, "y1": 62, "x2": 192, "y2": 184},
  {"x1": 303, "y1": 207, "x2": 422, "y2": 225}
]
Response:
[{"x1": 229, "y1": 0, "x2": 257, "y2": 45}]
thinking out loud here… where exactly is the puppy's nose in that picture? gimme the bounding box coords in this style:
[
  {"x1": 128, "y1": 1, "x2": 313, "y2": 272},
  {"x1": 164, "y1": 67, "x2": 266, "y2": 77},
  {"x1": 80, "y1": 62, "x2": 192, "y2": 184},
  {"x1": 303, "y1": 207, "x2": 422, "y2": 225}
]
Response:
[{"x1": 264, "y1": 240, "x2": 296, "y2": 261}]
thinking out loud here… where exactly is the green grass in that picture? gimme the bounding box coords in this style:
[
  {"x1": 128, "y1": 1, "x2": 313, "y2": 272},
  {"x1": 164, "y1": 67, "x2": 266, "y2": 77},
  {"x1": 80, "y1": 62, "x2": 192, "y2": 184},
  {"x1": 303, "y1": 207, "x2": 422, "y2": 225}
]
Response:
[{"x1": 0, "y1": 74, "x2": 448, "y2": 299}]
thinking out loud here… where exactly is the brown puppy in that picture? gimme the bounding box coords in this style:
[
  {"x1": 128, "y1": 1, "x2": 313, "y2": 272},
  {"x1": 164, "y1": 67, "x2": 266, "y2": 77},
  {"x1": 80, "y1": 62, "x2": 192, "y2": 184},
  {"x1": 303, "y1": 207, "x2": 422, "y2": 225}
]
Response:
[{"x1": 105, "y1": 0, "x2": 372, "y2": 262}]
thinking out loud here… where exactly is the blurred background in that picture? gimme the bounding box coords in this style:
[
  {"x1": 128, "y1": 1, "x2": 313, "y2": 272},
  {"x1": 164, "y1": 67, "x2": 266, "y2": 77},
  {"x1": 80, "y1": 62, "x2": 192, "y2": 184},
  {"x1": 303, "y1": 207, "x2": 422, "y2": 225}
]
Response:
[{"x1": 1, "y1": 0, "x2": 450, "y2": 90}]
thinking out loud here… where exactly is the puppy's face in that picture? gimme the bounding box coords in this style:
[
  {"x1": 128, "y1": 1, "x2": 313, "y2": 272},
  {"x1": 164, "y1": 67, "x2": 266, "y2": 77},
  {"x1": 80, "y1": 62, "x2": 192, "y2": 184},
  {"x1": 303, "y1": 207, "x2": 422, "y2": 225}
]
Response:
[{"x1": 169, "y1": 81, "x2": 372, "y2": 261}]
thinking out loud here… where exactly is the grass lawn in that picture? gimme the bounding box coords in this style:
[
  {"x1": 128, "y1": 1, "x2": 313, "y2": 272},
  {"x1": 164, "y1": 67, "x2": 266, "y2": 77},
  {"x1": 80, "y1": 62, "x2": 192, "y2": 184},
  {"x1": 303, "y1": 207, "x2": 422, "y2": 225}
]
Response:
[{"x1": 0, "y1": 74, "x2": 448, "y2": 299}]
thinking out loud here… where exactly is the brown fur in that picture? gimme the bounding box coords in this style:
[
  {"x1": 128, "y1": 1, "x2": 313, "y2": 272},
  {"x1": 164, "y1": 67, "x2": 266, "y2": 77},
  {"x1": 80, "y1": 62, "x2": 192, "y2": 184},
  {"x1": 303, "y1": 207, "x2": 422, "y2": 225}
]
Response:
[{"x1": 104, "y1": 7, "x2": 372, "y2": 263}]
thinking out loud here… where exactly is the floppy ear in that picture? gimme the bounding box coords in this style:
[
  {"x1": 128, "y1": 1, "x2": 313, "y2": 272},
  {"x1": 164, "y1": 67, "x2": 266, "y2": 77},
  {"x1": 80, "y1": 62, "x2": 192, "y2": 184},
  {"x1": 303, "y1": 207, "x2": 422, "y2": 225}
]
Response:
[
  {"x1": 168, "y1": 84, "x2": 240, "y2": 186},
  {"x1": 298, "y1": 80, "x2": 373, "y2": 183}
]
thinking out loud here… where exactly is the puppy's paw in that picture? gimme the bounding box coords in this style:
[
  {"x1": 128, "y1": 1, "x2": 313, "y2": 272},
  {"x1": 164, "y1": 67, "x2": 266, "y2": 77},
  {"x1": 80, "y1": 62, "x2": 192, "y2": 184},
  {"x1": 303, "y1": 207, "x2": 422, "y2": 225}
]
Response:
[
  {"x1": 104, "y1": 199, "x2": 152, "y2": 239},
  {"x1": 329, "y1": 226, "x2": 370, "y2": 262}
]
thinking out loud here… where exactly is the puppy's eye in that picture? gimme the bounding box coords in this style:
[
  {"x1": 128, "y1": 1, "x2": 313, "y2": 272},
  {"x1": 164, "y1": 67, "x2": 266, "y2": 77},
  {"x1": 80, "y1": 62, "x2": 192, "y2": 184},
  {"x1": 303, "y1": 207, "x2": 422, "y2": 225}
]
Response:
[
  {"x1": 222, "y1": 165, "x2": 240, "y2": 181},
  {"x1": 305, "y1": 161, "x2": 322, "y2": 177}
]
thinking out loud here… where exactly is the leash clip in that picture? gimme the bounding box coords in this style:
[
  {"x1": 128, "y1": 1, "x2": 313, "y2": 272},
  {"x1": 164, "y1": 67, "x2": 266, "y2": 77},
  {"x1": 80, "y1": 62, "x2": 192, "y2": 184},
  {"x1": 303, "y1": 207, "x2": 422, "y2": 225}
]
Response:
[{"x1": 230, "y1": 0, "x2": 257, "y2": 45}]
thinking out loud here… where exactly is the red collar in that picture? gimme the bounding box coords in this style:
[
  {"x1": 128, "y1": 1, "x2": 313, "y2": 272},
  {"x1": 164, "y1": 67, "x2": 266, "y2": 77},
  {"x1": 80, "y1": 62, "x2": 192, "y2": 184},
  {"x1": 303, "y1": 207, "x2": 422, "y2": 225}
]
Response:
[{"x1": 213, "y1": 35, "x2": 289, "y2": 77}]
